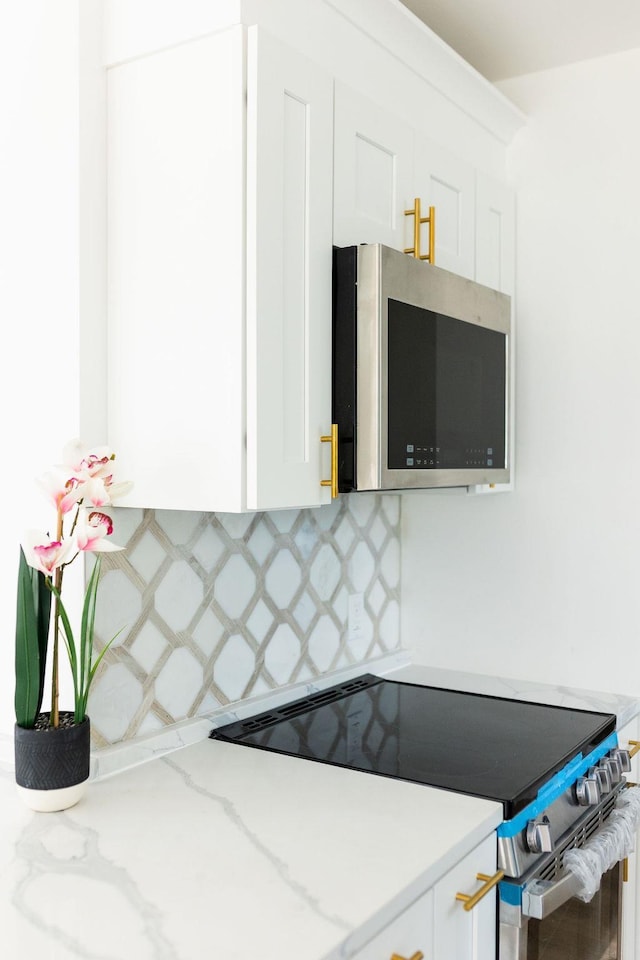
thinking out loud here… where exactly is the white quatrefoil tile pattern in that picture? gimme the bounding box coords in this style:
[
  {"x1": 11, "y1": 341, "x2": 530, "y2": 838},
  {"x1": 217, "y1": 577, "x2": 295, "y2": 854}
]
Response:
[{"x1": 88, "y1": 494, "x2": 401, "y2": 746}]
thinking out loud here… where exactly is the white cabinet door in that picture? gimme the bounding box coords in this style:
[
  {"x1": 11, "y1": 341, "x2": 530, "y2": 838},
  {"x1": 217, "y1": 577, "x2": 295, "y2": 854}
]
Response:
[
  {"x1": 350, "y1": 888, "x2": 434, "y2": 960},
  {"x1": 247, "y1": 27, "x2": 334, "y2": 510},
  {"x1": 107, "y1": 26, "x2": 334, "y2": 512},
  {"x1": 333, "y1": 82, "x2": 413, "y2": 250},
  {"x1": 334, "y1": 84, "x2": 504, "y2": 287},
  {"x1": 412, "y1": 133, "x2": 476, "y2": 279},
  {"x1": 433, "y1": 833, "x2": 498, "y2": 960},
  {"x1": 348, "y1": 832, "x2": 497, "y2": 960},
  {"x1": 107, "y1": 27, "x2": 246, "y2": 512},
  {"x1": 475, "y1": 171, "x2": 515, "y2": 296}
]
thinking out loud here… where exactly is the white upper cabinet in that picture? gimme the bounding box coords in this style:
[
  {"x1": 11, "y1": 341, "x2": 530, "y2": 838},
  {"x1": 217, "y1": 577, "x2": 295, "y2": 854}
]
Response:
[
  {"x1": 103, "y1": 0, "x2": 522, "y2": 513},
  {"x1": 246, "y1": 29, "x2": 334, "y2": 510},
  {"x1": 475, "y1": 171, "x2": 516, "y2": 296},
  {"x1": 412, "y1": 132, "x2": 476, "y2": 279},
  {"x1": 107, "y1": 26, "x2": 334, "y2": 513},
  {"x1": 333, "y1": 82, "x2": 513, "y2": 293},
  {"x1": 333, "y1": 81, "x2": 413, "y2": 250}
]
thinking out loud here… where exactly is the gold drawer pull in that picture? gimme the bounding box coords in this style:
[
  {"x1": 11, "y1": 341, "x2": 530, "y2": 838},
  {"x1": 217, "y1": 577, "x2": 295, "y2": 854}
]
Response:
[
  {"x1": 404, "y1": 197, "x2": 435, "y2": 263},
  {"x1": 455, "y1": 870, "x2": 504, "y2": 912},
  {"x1": 320, "y1": 423, "x2": 339, "y2": 498},
  {"x1": 628, "y1": 740, "x2": 640, "y2": 758},
  {"x1": 391, "y1": 953, "x2": 424, "y2": 960}
]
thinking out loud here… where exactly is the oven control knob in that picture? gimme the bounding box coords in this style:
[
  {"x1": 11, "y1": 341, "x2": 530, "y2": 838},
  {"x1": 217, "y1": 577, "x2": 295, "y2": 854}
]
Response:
[
  {"x1": 575, "y1": 775, "x2": 601, "y2": 806},
  {"x1": 610, "y1": 748, "x2": 632, "y2": 773},
  {"x1": 590, "y1": 763, "x2": 612, "y2": 794},
  {"x1": 526, "y1": 816, "x2": 553, "y2": 854},
  {"x1": 600, "y1": 755, "x2": 622, "y2": 785}
]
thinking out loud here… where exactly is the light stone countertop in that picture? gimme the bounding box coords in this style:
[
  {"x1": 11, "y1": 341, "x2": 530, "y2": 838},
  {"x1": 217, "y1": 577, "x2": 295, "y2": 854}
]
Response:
[
  {"x1": 3, "y1": 660, "x2": 639, "y2": 960},
  {"x1": 0, "y1": 736, "x2": 501, "y2": 960},
  {"x1": 387, "y1": 662, "x2": 640, "y2": 730}
]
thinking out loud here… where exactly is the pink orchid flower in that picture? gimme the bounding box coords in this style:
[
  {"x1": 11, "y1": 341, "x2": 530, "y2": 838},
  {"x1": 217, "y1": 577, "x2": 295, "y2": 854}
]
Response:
[
  {"x1": 37, "y1": 469, "x2": 84, "y2": 515},
  {"x1": 22, "y1": 531, "x2": 77, "y2": 576},
  {"x1": 62, "y1": 440, "x2": 114, "y2": 476},
  {"x1": 75, "y1": 508, "x2": 124, "y2": 553},
  {"x1": 61, "y1": 440, "x2": 133, "y2": 506},
  {"x1": 79, "y1": 475, "x2": 133, "y2": 507}
]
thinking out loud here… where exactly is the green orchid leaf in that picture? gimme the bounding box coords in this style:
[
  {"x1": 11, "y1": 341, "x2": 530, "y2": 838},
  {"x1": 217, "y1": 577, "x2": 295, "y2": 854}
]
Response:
[
  {"x1": 54, "y1": 591, "x2": 77, "y2": 673},
  {"x1": 81, "y1": 557, "x2": 101, "y2": 682},
  {"x1": 76, "y1": 556, "x2": 102, "y2": 723},
  {"x1": 15, "y1": 548, "x2": 50, "y2": 728},
  {"x1": 81, "y1": 625, "x2": 124, "y2": 719},
  {"x1": 35, "y1": 563, "x2": 52, "y2": 716}
]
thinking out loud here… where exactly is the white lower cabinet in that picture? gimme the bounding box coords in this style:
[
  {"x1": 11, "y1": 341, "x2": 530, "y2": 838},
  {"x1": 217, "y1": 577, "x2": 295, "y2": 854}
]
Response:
[
  {"x1": 433, "y1": 833, "x2": 498, "y2": 960},
  {"x1": 107, "y1": 25, "x2": 334, "y2": 513},
  {"x1": 350, "y1": 888, "x2": 434, "y2": 960},
  {"x1": 351, "y1": 833, "x2": 497, "y2": 960}
]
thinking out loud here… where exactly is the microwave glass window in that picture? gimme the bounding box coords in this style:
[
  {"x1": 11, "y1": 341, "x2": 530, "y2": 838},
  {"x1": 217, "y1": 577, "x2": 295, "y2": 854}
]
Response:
[{"x1": 387, "y1": 298, "x2": 506, "y2": 470}]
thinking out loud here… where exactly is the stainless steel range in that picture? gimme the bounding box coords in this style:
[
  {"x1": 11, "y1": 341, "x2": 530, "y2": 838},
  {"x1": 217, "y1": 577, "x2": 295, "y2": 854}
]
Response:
[{"x1": 212, "y1": 673, "x2": 640, "y2": 960}]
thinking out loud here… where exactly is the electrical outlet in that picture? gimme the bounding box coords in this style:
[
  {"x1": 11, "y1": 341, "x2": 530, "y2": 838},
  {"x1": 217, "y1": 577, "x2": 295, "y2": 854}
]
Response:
[{"x1": 348, "y1": 593, "x2": 365, "y2": 643}]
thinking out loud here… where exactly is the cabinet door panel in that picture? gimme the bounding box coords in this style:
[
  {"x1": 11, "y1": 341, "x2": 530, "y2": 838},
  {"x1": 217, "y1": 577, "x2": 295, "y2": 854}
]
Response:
[
  {"x1": 412, "y1": 135, "x2": 475, "y2": 278},
  {"x1": 434, "y1": 833, "x2": 497, "y2": 960},
  {"x1": 333, "y1": 82, "x2": 413, "y2": 250},
  {"x1": 107, "y1": 28, "x2": 246, "y2": 512},
  {"x1": 247, "y1": 27, "x2": 334, "y2": 510},
  {"x1": 350, "y1": 888, "x2": 434, "y2": 960},
  {"x1": 475, "y1": 171, "x2": 515, "y2": 295}
]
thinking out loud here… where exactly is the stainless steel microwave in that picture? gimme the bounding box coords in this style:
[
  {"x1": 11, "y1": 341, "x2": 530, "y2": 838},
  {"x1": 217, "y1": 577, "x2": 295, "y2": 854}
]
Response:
[{"x1": 332, "y1": 243, "x2": 511, "y2": 492}]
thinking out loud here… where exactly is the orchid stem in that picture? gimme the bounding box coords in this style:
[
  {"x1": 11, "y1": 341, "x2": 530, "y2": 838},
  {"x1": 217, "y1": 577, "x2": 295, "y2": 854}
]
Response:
[{"x1": 50, "y1": 509, "x2": 65, "y2": 729}]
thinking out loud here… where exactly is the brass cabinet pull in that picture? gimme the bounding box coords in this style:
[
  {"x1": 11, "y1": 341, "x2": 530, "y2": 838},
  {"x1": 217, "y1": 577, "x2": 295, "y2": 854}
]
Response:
[
  {"x1": 320, "y1": 423, "x2": 339, "y2": 498},
  {"x1": 391, "y1": 953, "x2": 424, "y2": 960},
  {"x1": 628, "y1": 740, "x2": 640, "y2": 758},
  {"x1": 404, "y1": 197, "x2": 435, "y2": 263},
  {"x1": 623, "y1": 857, "x2": 629, "y2": 883},
  {"x1": 455, "y1": 870, "x2": 504, "y2": 912}
]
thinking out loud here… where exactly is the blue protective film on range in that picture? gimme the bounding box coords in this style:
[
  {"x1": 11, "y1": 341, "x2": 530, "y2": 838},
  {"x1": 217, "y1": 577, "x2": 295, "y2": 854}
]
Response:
[
  {"x1": 499, "y1": 881, "x2": 523, "y2": 906},
  {"x1": 497, "y1": 731, "x2": 619, "y2": 839}
]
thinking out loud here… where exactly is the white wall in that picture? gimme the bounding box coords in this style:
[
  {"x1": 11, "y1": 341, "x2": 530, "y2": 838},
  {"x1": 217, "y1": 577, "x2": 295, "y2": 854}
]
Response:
[
  {"x1": 0, "y1": 1, "x2": 92, "y2": 750},
  {"x1": 402, "y1": 48, "x2": 640, "y2": 697}
]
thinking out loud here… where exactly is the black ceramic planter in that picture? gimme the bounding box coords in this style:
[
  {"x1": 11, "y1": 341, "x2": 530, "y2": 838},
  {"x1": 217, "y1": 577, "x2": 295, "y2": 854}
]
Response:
[{"x1": 14, "y1": 713, "x2": 90, "y2": 811}]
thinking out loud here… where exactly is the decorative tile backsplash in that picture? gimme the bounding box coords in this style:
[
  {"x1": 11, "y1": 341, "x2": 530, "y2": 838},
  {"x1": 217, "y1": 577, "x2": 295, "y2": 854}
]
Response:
[{"x1": 88, "y1": 494, "x2": 401, "y2": 747}]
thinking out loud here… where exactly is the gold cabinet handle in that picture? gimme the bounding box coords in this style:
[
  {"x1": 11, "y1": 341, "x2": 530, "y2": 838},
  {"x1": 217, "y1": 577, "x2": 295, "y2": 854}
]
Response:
[
  {"x1": 391, "y1": 953, "x2": 423, "y2": 960},
  {"x1": 404, "y1": 197, "x2": 435, "y2": 263},
  {"x1": 628, "y1": 740, "x2": 640, "y2": 758},
  {"x1": 320, "y1": 423, "x2": 339, "y2": 498},
  {"x1": 455, "y1": 870, "x2": 504, "y2": 912}
]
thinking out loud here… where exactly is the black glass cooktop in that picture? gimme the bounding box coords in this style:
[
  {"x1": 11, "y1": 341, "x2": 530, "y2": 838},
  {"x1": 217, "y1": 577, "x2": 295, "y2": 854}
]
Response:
[{"x1": 211, "y1": 674, "x2": 617, "y2": 818}]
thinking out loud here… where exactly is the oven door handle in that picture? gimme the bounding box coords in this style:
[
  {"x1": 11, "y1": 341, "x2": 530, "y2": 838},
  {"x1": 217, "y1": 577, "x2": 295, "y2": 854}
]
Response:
[
  {"x1": 521, "y1": 871, "x2": 582, "y2": 920},
  {"x1": 523, "y1": 784, "x2": 640, "y2": 920}
]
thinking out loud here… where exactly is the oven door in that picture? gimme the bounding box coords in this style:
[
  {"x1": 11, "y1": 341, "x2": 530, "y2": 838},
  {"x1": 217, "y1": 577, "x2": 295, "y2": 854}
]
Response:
[
  {"x1": 522, "y1": 861, "x2": 622, "y2": 960},
  {"x1": 500, "y1": 861, "x2": 624, "y2": 960},
  {"x1": 500, "y1": 782, "x2": 640, "y2": 960}
]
